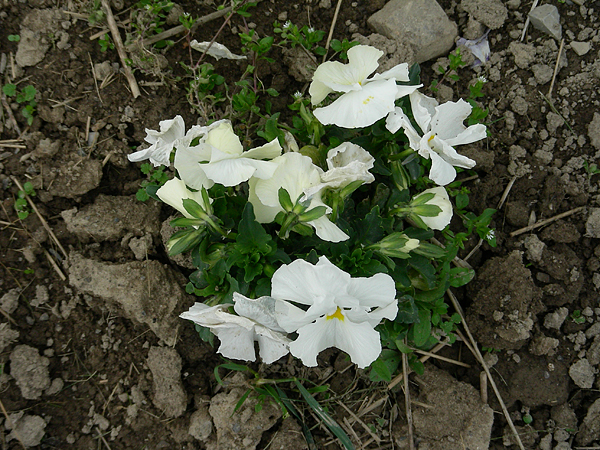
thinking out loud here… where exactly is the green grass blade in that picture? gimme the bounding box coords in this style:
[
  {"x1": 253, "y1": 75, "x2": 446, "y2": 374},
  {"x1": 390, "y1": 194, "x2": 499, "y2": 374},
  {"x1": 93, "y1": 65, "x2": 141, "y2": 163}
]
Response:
[{"x1": 294, "y1": 380, "x2": 355, "y2": 450}]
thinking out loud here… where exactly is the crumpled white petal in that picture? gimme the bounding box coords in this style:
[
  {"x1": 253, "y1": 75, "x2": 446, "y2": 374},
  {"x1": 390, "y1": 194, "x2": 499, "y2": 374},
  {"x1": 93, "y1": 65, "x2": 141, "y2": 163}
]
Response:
[
  {"x1": 190, "y1": 40, "x2": 247, "y2": 60},
  {"x1": 156, "y1": 177, "x2": 211, "y2": 218},
  {"x1": 128, "y1": 115, "x2": 185, "y2": 167},
  {"x1": 180, "y1": 302, "x2": 290, "y2": 364}
]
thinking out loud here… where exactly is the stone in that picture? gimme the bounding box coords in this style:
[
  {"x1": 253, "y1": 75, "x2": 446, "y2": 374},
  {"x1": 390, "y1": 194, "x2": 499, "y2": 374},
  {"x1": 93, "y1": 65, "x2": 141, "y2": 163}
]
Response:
[
  {"x1": 6, "y1": 414, "x2": 47, "y2": 447},
  {"x1": 0, "y1": 288, "x2": 20, "y2": 314},
  {"x1": 528, "y1": 4, "x2": 562, "y2": 40},
  {"x1": 508, "y1": 42, "x2": 536, "y2": 69},
  {"x1": 523, "y1": 234, "x2": 545, "y2": 263},
  {"x1": 206, "y1": 377, "x2": 282, "y2": 450},
  {"x1": 588, "y1": 113, "x2": 600, "y2": 150},
  {"x1": 368, "y1": 0, "x2": 458, "y2": 63},
  {"x1": 461, "y1": 0, "x2": 507, "y2": 29},
  {"x1": 147, "y1": 347, "x2": 187, "y2": 418},
  {"x1": 576, "y1": 398, "x2": 600, "y2": 445},
  {"x1": 587, "y1": 336, "x2": 600, "y2": 366},
  {"x1": 45, "y1": 158, "x2": 103, "y2": 199},
  {"x1": 61, "y1": 195, "x2": 161, "y2": 243},
  {"x1": 411, "y1": 365, "x2": 493, "y2": 450},
  {"x1": 569, "y1": 358, "x2": 596, "y2": 388},
  {"x1": 188, "y1": 407, "x2": 213, "y2": 441},
  {"x1": 529, "y1": 334, "x2": 559, "y2": 356},
  {"x1": 544, "y1": 307, "x2": 569, "y2": 330},
  {"x1": 0, "y1": 323, "x2": 19, "y2": 353},
  {"x1": 586, "y1": 208, "x2": 600, "y2": 238},
  {"x1": 466, "y1": 251, "x2": 543, "y2": 349},
  {"x1": 68, "y1": 252, "x2": 184, "y2": 346},
  {"x1": 532, "y1": 64, "x2": 553, "y2": 85},
  {"x1": 571, "y1": 41, "x2": 591, "y2": 56},
  {"x1": 10, "y1": 345, "x2": 51, "y2": 400}
]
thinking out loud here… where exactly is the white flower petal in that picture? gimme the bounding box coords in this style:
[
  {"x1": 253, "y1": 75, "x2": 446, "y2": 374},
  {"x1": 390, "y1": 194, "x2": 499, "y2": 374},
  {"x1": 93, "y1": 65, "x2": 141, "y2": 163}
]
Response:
[
  {"x1": 415, "y1": 186, "x2": 453, "y2": 230},
  {"x1": 190, "y1": 40, "x2": 247, "y2": 60},
  {"x1": 214, "y1": 325, "x2": 257, "y2": 362},
  {"x1": 309, "y1": 79, "x2": 335, "y2": 106},
  {"x1": 385, "y1": 107, "x2": 422, "y2": 149},
  {"x1": 309, "y1": 215, "x2": 350, "y2": 242},
  {"x1": 409, "y1": 91, "x2": 438, "y2": 134},
  {"x1": 326, "y1": 142, "x2": 374, "y2": 170},
  {"x1": 332, "y1": 318, "x2": 383, "y2": 368},
  {"x1": 274, "y1": 299, "x2": 317, "y2": 333},
  {"x1": 255, "y1": 328, "x2": 290, "y2": 364},
  {"x1": 313, "y1": 79, "x2": 398, "y2": 128},
  {"x1": 394, "y1": 83, "x2": 423, "y2": 100},
  {"x1": 205, "y1": 121, "x2": 244, "y2": 157},
  {"x1": 436, "y1": 138, "x2": 477, "y2": 169},
  {"x1": 346, "y1": 273, "x2": 397, "y2": 309},
  {"x1": 248, "y1": 177, "x2": 280, "y2": 223},
  {"x1": 444, "y1": 123, "x2": 487, "y2": 146},
  {"x1": 375, "y1": 62, "x2": 410, "y2": 82},
  {"x1": 429, "y1": 99, "x2": 472, "y2": 141},
  {"x1": 243, "y1": 138, "x2": 283, "y2": 160},
  {"x1": 156, "y1": 178, "x2": 209, "y2": 218},
  {"x1": 174, "y1": 144, "x2": 214, "y2": 190},
  {"x1": 233, "y1": 293, "x2": 284, "y2": 332},
  {"x1": 288, "y1": 317, "x2": 336, "y2": 367},
  {"x1": 427, "y1": 149, "x2": 458, "y2": 186},
  {"x1": 128, "y1": 115, "x2": 185, "y2": 166},
  {"x1": 200, "y1": 158, "x2": 269, "y2": 187}
]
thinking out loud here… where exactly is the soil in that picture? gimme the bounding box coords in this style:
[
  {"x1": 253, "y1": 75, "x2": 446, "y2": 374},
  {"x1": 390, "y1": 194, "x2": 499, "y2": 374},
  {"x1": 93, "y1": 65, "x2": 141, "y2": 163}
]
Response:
[{"x1": 1, "y1": 0, "x2": 600, "y2": 449}]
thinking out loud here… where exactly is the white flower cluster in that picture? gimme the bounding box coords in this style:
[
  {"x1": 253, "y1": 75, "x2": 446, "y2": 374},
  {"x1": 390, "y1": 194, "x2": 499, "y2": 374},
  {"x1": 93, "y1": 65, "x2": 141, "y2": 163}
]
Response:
[
  {"x1": 180, "y1": 256, "x2": 398, "y2": 369},
  {"x1": 310, "y1": 45, "x2": 487, "y2": 186}
]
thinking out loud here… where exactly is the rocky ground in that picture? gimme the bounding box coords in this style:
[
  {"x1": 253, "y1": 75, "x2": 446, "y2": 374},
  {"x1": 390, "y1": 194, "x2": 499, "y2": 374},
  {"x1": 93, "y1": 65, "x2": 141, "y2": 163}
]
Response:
[{"x1": 1, "y1": 0, "x2": 600, "y2": 449}]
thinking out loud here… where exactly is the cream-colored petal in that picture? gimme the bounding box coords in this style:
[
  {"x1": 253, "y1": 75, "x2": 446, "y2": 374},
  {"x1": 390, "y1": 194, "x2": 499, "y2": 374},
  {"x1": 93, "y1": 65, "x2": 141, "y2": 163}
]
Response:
[
  {"x1": 310, "y1": 78, "x2": 335, "y2": 106},
  {"x1": 309, "y1": 215, "x2": 350, "y2": 242},
  {"x1": 174, "y1": 144, "x2": 214, "y2": 190},
  {"x1": 415, "y1": 186, "x2": 453, "y2": 230},
  {"x1": 444, "y1": 123, "x2": 487, "y2": 147},
  {"x1": 205, "y1": 121, "x2": 243, "y2": 157},
  {"x1": 427, "y1": 149, "x2": 458, "y2": 186},
  {"x1": 409, "y1": 91, "x2": 438, "y2": 134},
  {"x1": 156, "y1": 178, "x2": 209, "y2": 218},
  {"x1": 243, "y1": 138, "x2": 283, "y2": 160},
  {"x1": 346, "y1": 272, "x2": 397, "y2": 309}
]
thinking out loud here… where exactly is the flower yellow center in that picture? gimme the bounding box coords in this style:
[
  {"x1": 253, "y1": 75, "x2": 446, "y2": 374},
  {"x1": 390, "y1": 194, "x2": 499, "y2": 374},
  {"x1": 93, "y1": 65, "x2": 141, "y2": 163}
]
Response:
[
  {"x1": 363, "y1": 95, "x2": 374, "y2": 105},
  {"x1": 428, "y1": 134, "x2": 436, "y2": 144},
  {"x1": 326, "y1": 307, "x2": 345, "y2": 321}
]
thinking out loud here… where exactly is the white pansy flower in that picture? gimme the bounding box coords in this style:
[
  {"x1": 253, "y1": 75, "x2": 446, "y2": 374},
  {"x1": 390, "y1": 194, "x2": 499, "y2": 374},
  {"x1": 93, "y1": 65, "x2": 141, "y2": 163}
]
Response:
[
  {"x1": 249, "y1": 152, "x2": 349, "y2": 242},
  {"x1": 272, "y1": 256, "x2": 398, "y2": 369},
  {"x1": 156, "y1": 177, "x2": 211, "y2": 219},
  {"x1": 386, "y1": 91, "x2": 487, "y2": 186},
  {"x1": 174, "y1": 120, "x2": 282, "y2": 189},
  {"x1": 309, "y1": 45, "x2": 421, "y2": 128},
  {"x1": 304, "y1": 142, "x2": 375, "y2": 198},
  {"x1": 180, "y1": 295, "x2": 290, "y2": 364},
  {"x1": 412, "y1": 187, "x2": 453, "y2": 230},
  {"x1": 128, "y1": 115, "x2": 185, "y2": 167}
]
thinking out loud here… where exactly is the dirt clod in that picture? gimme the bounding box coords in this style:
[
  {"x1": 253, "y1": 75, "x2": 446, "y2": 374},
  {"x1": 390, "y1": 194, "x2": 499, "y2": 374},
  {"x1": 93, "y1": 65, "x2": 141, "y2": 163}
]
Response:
[{"x1": 9, "y1": 345, "x2": 51, "y2": 400}]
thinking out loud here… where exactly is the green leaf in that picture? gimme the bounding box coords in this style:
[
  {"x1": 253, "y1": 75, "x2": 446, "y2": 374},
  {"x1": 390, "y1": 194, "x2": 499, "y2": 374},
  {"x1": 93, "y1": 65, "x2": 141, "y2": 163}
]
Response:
[
  {"x1": 395, "y1": 295, "x2": 419, "y2": 324},
  {"x1": 294, "y1": 380, "x2": 354, "y2": 450},
  {"x1": 369, "y1": 350, "x2": 400, "y2": 382},
  {"x1": 278, "y1": 188, "x2": 293, "y2": 212},
  {"x1": 182, "y1": 198, "x2": 207, "y2": 219},
  {"x1": 410, "y1": 309, "x2": 432, "y2": 347},
  {"x1": 449, "y1": 267, "x2": 475, "y2": 287},
  {"x1": 357, "y1": 206, "x2": 384, "y2": 245},
  {"x1": 266, "y1": 88, "x2": 279, "y2": 97},
  {"x1": 236, "y1": 203, "x2": 272, "y2": 254},
  {"x1": 2, "y1": 83, "x2": 16, "y2": 97}
]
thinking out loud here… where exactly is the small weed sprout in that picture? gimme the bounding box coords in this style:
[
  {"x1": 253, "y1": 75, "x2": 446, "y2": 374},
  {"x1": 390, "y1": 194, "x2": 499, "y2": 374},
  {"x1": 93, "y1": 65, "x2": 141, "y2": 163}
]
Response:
[
  {"x1": 136, "y1": 162, "x2": 170, "y2": 201},
  {"x1": 2, "y1": 83, "x2": 37, "y2": 125},
  {"x1": 8, "y1": 34, "x2": 20, "y2": 42},
  {"x1": 14, "y1": 181, "x2": 36, "y2": 220}
]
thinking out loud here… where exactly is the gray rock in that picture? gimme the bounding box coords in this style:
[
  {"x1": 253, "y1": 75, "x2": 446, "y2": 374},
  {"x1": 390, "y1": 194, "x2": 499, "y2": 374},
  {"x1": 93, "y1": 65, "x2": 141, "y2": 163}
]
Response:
[
  {"x1": 589, "y1": 112, "x2": 600, "y2": 150},
  {"x1": 412, "y1": 365, "x2": 493, "y2": 450},
  {"x1": 15, "y1": 28, "x2": 49, "y2": 67},
  {"x1": 551, "y1": 403, "x2": 578, "y2": 430},
  {"x1": 61, "y1": 195, "x2": 161, "y2": 243},
  {"x1": 529, "y1": 4, "x2": 562, "y2": 40},
  {"x1": 7, "y1": 414, "x2": 47, "y2": 448},
  {"x1": 461, "y1": 0, "x2": 507, "y2": 29},
  {"x1": 586, "y1": 208, "x2": 600, "y2": 238},
  {"x1": 544, "y1": 307, "x2": 569, "y2": 330},
  {"x1": 206, "y1": 375, "x2": 282, "y2": 450},
  {"x1": 188, "y1": 407, "x2": 213, "y2": 441},
  {"x1": 68, "y1": 252, "x2": 183, "y2": 345},
  {"x1": 576, "y1": 398, "x2": 600, "y2": 445},
  {"x1": 532, "y1": 64, "x2": 553, "y2": 85},
  {"x1": 351, "y1": 32, "x2": 415, "y2": 68},
  {"x1": 45, "y1": 158, "x2": 103, "y2": 199},
  {"x1": 569, "y1": 358, "x2": 596, "y2": 388},
  {"x1": 10, "y1": 345, "x2": 51, "y2": 400},
  {"x1": 368, "y1": 0, "x2": 458, "y2": 63},
  {"x1": 147, "y1": 347, "x2": 187, "y2": 418},
  {"x1": 508, "y1": 42, "x2": 536, "y2": 69},
  {"x1": 529, "y1": 334, "x2": 559, "y2": 356},
  {"x1": 571, "y1": 41, "x2": 591, "y2": 56},
  {"x1": 546, "y1": 111, "x2": 565, "y2": 134},
  {"x1": 0, "y1": 288, "x2": 20, "y2": 314},
  {"x1": 0, "y1": 323, "x2": 19, "y2": 353},
  {"x1": 523, "y1": 235, "x2": 545, "y2": 263},
  {"x1": 588, "y1": 337, "x2": 600, "y2": 366}
]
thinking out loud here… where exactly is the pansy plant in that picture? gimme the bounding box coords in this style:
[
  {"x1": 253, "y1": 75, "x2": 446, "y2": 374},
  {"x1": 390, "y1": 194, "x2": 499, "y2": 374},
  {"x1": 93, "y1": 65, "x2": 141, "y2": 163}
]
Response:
[{"x1": 131, "y1": 43, "x2": 491, "y2": 379}]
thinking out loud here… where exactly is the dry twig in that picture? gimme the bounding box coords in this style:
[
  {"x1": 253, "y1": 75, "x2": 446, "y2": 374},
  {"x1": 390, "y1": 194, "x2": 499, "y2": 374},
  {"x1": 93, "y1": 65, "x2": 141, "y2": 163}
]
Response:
[
  {"x1": 547, "y1": 39, "x2": 565, "y2": 99},
  {"x1": 323, "y1": 0, "x2": 343, "y2": 62},
  {"x1": 100, "y1": 0, "x2": 140, "y2": 98},
  {"x1": 401, "y1": 339, "x2": 415, "y2": 450},
  {"x1": 509, "y1": 206, "x2": 585, "y2": 237}
]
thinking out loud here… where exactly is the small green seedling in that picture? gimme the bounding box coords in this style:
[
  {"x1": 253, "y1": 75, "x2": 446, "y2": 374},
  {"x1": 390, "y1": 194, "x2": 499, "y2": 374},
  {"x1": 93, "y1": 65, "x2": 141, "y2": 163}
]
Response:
[
  {"x1": 136, "y1": 162, "x2": 170, "y2": 201},
  {"x1": 570, "y1": 310, "x2": 586, "y2": 324},
  {"x1": 2, "y1": 83, "x2": 37, "y2": 125},
  {"x1": 8, "y1": 34, "x2": 20, "y2": 42},
  {"x1": 14, "y1": 181, "x2": 36, "y2": 220}
]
